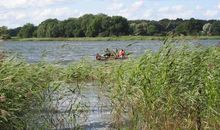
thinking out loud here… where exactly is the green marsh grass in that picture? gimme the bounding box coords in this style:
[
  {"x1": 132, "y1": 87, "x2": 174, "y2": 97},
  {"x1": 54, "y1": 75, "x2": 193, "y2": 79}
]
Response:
[
  {"x1": 104, "y1": 44, "x2": 220, "y2": 129},
  {"x1": 0, "y1": 58, "x2": 94, "y2": 129},
  {"x1": 0, "y1": 41, "x2": 220, "y2": 129}
]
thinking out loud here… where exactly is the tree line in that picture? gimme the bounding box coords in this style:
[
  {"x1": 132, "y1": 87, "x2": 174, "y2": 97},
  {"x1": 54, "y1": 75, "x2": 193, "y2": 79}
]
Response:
[{"x1": 1, "y1": 13, "x2": 220, "y2": 39}]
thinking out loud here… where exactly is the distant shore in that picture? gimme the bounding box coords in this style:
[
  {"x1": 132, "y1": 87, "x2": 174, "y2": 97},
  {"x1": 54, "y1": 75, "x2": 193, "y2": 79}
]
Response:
[{"x1": 10, "y1": 36, "x2": 220, "y2": 41}]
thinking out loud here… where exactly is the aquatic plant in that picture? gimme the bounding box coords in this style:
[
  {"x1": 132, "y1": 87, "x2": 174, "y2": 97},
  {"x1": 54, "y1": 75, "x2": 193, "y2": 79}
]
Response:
[
  {"x1": 105, "y1": 44, "x2": 220, "y2": 129},
  {"x1": 0, "y1": 58, "x2": 89, "y2": 129},
  {"x1": 0, "y1": 41, "x2": 220, "y2": 130}
]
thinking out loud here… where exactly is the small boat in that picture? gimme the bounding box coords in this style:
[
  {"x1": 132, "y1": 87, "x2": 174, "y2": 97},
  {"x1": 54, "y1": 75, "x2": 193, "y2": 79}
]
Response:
[{"x1": 96, "y1": 53, "x2": 128, "y2": 61}]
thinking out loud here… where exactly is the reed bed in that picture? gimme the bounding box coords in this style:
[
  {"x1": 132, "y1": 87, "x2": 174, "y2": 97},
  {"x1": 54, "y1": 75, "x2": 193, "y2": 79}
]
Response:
[
  {"x1": 0, "y1": 59, "x2": 94, "y2": 129},
  {"x1": 0, "y1": 41, "x2": 220, "y2": 129},
  {"x1": 103, "y1": 44, "x2": 220, "y2": 130}
]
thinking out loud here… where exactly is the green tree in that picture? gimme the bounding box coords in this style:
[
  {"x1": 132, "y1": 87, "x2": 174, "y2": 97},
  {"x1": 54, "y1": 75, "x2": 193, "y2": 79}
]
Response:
[
  {"x1": 175, "y1": 18, "x2": 204, "y2": 35},
  {"x1": 175, "y1": 21, "x2": 189, "y2": 35},
  {"x1": 37, "y1": 19, "x2": 59, "y2": 37},
  {"x1": 159, "y1": 19, "x2": 177, "y2": 33},
  {"x1": 188, "y1": 18, "x2": 204, "y2": 35},
  {"x1": 202, "y1": 23, "x2": 212, "y2": 35},
  {"x1": 210, "y1": 21, "x2": 220, "y2": 35},
  {"x1": 99, "y1": 16, "x2": 112, "y2": 36},
  {"x1": 109, "y1": 16, "x2": 129, "y2": 36},
  {"x1": 59, "y1": 18, "x2": 83, "y2": 37},
  {"x1": 18, "y1": 23, "x2": 36, "y2": 38},
  {"x1": 86, "y1": 14, "x2": 111, "y2": 37},
  {"x1": 0, "y1": 26, "x2": 8, "y2": 36},
  {"x1": 147, "y1": 22, "x2": 163, "y2": 35},
  {"x1": 86, "y1": 15, "x2": 103, "y2": 37},
  {"x1": 133, "y1": 22, "x2": 148, "y2": 36},
  {"x1": 0, "y1": 26, "x2": 11, "y2": 39},
  {"x1": 9, "y1": 27, "x2": 21, "y2": 37},
  {"x1": 78, "y1": 14, "x2": 95, "y2": 37}
]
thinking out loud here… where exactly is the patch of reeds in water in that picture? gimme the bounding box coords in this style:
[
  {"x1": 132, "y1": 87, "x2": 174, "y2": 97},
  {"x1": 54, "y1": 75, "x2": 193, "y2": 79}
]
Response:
[
  {"x1": 0, "y1": 41, "x2": 220, "y2": 129},
  {"x1": 0, "y1": 58, "x2": 94, "y2": 129},
  {"x1": 104, "y1": 43, "x2": 220, "y2": 130}
]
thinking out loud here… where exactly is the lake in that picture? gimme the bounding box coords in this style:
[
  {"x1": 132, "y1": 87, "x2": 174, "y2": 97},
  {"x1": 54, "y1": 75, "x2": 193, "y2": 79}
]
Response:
[
  {"x1": 0, "y1": 40, "x2": 219, "y2": 129},
  {"x1": 1, "y1": 40, "x2": 219, "y2": 63}
]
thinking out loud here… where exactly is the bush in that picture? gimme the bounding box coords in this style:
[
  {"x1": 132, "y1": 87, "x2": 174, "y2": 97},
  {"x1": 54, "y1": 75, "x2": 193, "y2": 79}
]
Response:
[{"x1": 1, "y1": 34, "x2": 11, "y2": 40}]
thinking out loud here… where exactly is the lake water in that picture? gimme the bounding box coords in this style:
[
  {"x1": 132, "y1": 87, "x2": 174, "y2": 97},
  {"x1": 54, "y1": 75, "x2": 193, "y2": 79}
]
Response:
[
  {"x1": 0, "y1": 40, "x2": 219, "y2": 129},
  {"x1": 1, "y1": 40, "x2": 219, "y2": 63}
]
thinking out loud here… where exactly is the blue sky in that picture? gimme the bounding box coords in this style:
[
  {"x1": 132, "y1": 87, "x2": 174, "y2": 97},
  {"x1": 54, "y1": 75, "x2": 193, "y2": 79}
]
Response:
[{"x1": 0, "y1": 0, "x2": 220, "y2": 28}]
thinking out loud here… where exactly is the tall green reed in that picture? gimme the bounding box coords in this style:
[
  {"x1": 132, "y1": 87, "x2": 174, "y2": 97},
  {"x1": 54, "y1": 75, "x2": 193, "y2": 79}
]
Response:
[
  {"x1": 0, "y1": 58, "x2": 93, "y2": 129},
  {"x1": 0, "y1": 41, "x2": 219, "y2": 130},
  {"x1": 105, "y1": 43, "x2": 220, "y2": 129}
]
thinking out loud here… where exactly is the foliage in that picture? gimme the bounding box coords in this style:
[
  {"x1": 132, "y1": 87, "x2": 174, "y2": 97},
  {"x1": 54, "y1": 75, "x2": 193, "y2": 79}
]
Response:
[
  {"x1": 37, "y1": 19, "x2": 60, "y2": 37},
  {"x1": 103, "y1": 44, "x2": 220, "y2": 129},
  {"x1": 0, "y1": 26, "x2": 8, "y2": 36},
  {"x1": 9, "y1": 27, "x2": 21, "y2": 37},
  {"x1": 130, "y1": 22, "x2": 148, "y2": 36},
  {"x1": 0, "y1": 59, "x2": 94, "y2": 129},
  {"x1": 3, "y1": 14, "x2": 220, "y2": 38},
  {"x1": 210, "y1": 21, "x2": 220, "y2": 35},
  {"x1": 0, "y1": 41, "x2": 220, "y2": 129},
  {"x1": 18, "y1": 23, "x2": 36, "y2": 38},
  {"x1": 0, "y1": 26, "x2": 11, "y2": 40},
  {"x1": 202, "y1": 23, "x2": 212, "y2": 35}
]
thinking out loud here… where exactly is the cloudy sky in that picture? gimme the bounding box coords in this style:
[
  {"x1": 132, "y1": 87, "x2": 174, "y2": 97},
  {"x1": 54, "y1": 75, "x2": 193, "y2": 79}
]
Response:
[{"x1": 1, "y1": 0, "x2": 220, "y2": 28}]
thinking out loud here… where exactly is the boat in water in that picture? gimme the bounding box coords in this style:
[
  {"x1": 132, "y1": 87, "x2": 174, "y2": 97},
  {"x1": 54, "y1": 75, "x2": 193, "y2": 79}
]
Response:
[
  {"x1": 96, "y1": 48, "x2": 128, "y2": 61},
  {"x1": 96, "y1": 53, "x2": 128, "y2": 61}
]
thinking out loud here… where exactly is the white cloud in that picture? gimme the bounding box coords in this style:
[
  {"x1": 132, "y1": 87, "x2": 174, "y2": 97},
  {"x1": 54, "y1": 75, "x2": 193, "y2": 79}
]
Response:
[
  {"x1": 196, "y1": 5, "x2": 203, "y2": 10},
  {"x1": 131, "y1": 0, "x2": 144, "y2": 12},
  {"x1": 0, "y1": 0, "x2": 69, "y2": 9},
  {"x1": 218, "y1": 4, "x2": 220, "y2": 10},
  {"x1": 172, "y1": 5, "x2": 184, "y2": 12},
  {"x1": 32, "y1": 7, "x2": 80, "y2": 22},
  {"x1": 143, "y1": 9, "x2": 154, "y2": 19},
  {"x1": 0, "y1": 7, "x2": 81, "y2": 28},
  {"x1": 108, "y1": 2, "x2": 124, "y2": 11},
  {"x1": 158, "y1": 7, "x2": 169, "y2": 12},
  {"x1": 107, "y1": 0, "x2": 144, "y2": 19},
  {"x1": 204, "y1": 10, "x2": 218, "y2": 17},
  {"x1": 1, "y1": 0, "x2": 220, "y2": 28},
  {"x1": 0, "y1": 10, "x2": 27, "y2": 21},
  {"x1": 158, "y1": 5, "x2": 184, "y2": 13},
  {"x1": 156, "y1": 5, "x2": 193, "y2": 19}
]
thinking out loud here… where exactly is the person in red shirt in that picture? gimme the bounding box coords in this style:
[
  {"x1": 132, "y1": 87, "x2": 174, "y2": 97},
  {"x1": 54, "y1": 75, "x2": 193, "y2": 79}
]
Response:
[
  {"x1": 118, "y1": 49, "x2": 125, "y2": 58},
  {"x1": 96, "y1": 53, "x2": 101, "y2": 60}
]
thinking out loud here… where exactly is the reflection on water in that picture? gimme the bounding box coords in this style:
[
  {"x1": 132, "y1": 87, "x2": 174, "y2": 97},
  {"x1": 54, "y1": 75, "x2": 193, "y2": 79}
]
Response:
[{"x1": 26, "y1": 82, "x2": 113, "y2": 130}]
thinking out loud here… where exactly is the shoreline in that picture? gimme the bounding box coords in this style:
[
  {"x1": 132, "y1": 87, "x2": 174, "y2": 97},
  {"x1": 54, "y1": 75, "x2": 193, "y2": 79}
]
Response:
[{"x1": 9, "y1": 36, "x2": 220, "y2": 41}]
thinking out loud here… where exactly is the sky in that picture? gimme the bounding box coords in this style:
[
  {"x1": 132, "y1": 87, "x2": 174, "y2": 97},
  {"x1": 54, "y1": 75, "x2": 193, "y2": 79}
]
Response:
[{"x1": 0, "y1": 0, "x2": 220, "y2": 28}]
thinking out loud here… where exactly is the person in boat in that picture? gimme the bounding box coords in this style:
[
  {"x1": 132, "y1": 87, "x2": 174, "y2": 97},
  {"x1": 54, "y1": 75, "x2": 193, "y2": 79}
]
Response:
[
  {"x1": 114, "y1": 48, "x2": 118, "y2": 56},
  {"x1": 104, "y1": 48, "x2": 112, "y2": 57},
  {"x1": 118, "y1": 49, "x2": 126, "y2": 58},
  {"x1": 96, "y1": 53, "x2": 101, "y2": 60}
]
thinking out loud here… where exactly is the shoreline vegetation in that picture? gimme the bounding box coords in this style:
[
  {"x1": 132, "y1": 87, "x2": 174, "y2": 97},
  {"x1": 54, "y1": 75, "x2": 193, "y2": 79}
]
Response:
[
  {"x1": 1, "y1": 38, "x2": 220, "y2": 129},
  {"x1": 1, "y1": 14, "x2": 220, "y2": 41},
  {"x1": 10, "y1": 35, "x2": 220, "y2": 41},
  {"x1": 0, "y1": 42, "x2": 219, "y2": 129}
]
